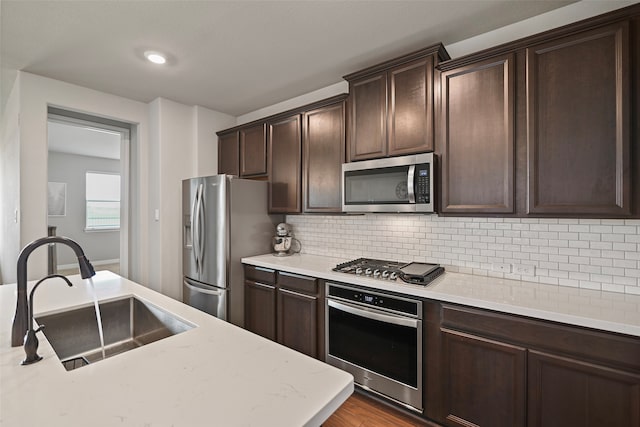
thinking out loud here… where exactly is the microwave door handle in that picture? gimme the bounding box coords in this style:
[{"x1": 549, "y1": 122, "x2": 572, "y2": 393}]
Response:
[
  {"x1": 407, "y1": 165, "x2": 416, "y2": 203},
  {"x1": 328, "y1": 300, "x2": 419, "y2": 329}
]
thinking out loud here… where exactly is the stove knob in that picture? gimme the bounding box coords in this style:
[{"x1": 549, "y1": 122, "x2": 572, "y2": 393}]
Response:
[
  {"x1": 355, "y1": 267, "x2": 363, "y2": 275},
  {"x1": 381, "y1": 270, "x2": 390, "y2": 279},
  {"x1": 389, "y1": 272, "x2": 398, "y2": 280},
  {"x1": 373, "y1": 269, "x2": 381, "y2": 278},
  {"x1": 364, "y1": 268, "x2": 373, "y2": 276}
]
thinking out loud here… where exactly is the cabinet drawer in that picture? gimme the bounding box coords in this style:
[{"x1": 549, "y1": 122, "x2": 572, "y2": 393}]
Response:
[
  {"x1": 441, "y1": 304, "x2": 640, "y2": 373},
  {"x1": 277, "y1": 271, "x2": 318, "y2": 295},
  {"x1": 244, "y1": 265, "x2": 276, "y2": 284}
]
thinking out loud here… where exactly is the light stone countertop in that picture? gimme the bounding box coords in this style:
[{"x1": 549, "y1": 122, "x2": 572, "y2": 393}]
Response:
[
  {"x1": 242, "y1": 253, "x2": 640, "y2": 337},
  {"x1": 0, "y1": 271, "x2": 353, "y2": 427}
]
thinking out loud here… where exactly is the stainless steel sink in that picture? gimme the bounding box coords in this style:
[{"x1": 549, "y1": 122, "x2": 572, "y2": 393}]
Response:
[{"x1": 36, "y1": 297, "x2": 195, "y2": 371}]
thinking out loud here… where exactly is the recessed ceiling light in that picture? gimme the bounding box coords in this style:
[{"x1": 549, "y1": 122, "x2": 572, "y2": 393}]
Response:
[{"x1": 144, "y1": 51, "x2": 166, "y2": 65}]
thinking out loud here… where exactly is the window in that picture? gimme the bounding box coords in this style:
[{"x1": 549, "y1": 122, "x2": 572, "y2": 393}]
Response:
[{"x1": 86, "y1": 172, "x2": 120, "y2": 230}]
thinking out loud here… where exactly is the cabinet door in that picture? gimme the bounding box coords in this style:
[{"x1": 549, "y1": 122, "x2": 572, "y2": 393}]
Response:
[
  {"x1": 268, "y1": 114, "x2": 302, "y2": 213},
  {"x1": 526, "y1": 22, "x2": 630, "y2": 215},
  {"x1": 277, "y1": 288, "x2": 318, "y2": 358},
  {"x1": 240, "y1": 123, "x2": 267, "y2": 177},
  {"x1": 441, "y1": 329, "x2": 526, "y2": 427},
  {"x1": 440, "y1": 53, "x2": 515, "y2": 214},
  {"x1": 218, "y1": 132, "x2": 239, "y2": 176},
  {"x1": 348, "y1": 72, "x2": 387, "y2": 161},
  {"x1": 244, "y1": 280, "x2": 276, "y2": 341},
  {"x1": 388, "y1": 57, "x2": 434, "y2": 155},
  {"x1": 303, "y1": 101, "x2": 345, "y2": 212},
  {"x1": 528, "y1": 350, "x2": 640, "y2": 427}
]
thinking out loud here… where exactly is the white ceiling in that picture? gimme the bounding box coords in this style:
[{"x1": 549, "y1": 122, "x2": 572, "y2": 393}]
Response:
[
  {"x1": 2, "y1": 1, "x2": 580, "y2": 117},
  {"x1": 48, "y1": 120, "x2": 121, "y2": 160}
]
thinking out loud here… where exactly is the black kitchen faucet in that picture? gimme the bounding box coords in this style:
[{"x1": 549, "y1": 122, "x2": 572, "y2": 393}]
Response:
[{"x1": 10, "y1": 236, "x2": 95, "y2": 355}]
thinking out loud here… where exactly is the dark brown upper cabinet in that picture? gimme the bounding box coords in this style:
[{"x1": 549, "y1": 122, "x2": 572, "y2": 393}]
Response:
[
  {"x1": 526, "y1": 21, "x2": 631, "y2": 216},
  {"x1": 268, "y1": 114, "x2": 302, "y2": 213},
  {"x1": 303, "y1": 99, "x2": 346, "y2": 213},
  {"x1": 439, "y1": 53, "x2": 516, "y2": 214},
  {"x1": 217, "y1": 131, "x2": 239, "y2": 176},
  {"x1": 348, "y1": 72, "x2": 387, "y2": 160},
  {"x1": 240, "y1": 123, "x2": 268, "y2": 177},
  {"x1": 345, "y1": 44, "x2": 449, "y2": 162},
  {"x1": 217, "y1": 94, "x2": 347, "y2": 215},
  {"x1": 436, "y1": 6, "x2": 639, "y2": 219}
]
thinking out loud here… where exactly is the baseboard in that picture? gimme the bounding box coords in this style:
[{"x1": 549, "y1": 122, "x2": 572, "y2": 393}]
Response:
[{"x1": 57, "y1": 258, "x2": 119, "y2": 270}]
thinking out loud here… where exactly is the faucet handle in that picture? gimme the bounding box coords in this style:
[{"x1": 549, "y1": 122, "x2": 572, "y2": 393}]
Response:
[{"x1": 21, "y1": 326, "x2": 44, "y2": 365}]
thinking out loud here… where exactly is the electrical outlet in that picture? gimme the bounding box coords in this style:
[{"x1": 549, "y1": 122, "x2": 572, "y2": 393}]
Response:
[
  {"x1": 492, "y1": 263, "x2": 511, "y2": 273},
  {"x1": 513, "y1": 264, "x2": 535, "y2": 276}
]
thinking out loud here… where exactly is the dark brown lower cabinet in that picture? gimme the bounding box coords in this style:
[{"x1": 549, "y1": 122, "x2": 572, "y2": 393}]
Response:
[
  {"x1": 277, "y1": 288, "x2": 318, "y2": 358},
  {"x1": 244, "y1": 280, "x2": 276, "y2": 341},
  {"x1": 427, "y1": 303, "x2": 640, "y2": 427},
  {"x1": 441, "y1": 329, "x2": 526, "y2": 427},
  {"x1": 243, "y1": 265, "x2": 323, "y2": 359},
  {"x1": 528, "y1": 350, "x2": 640, "y2": 427}
]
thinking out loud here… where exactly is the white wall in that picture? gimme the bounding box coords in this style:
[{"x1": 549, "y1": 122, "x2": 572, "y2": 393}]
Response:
[
  {"x1": 0, "y1": 74, "x2": 21, "y2": 284},
  {"x1": 47, "y1": 151, "x2": 120, "y2": 266},
  {"x1": 287, "y1": 216, "x2": 640, "y2": 295},
  {"x1": 2, "y1": 72, "x2": 237, "y2": 304},
  {"x1": 3, "y1": 0, "x2": 636, "y2": 294},
  {"x1": 445, "y1": 0, "x2": 639, "y2": 58},
  {"x1": 194, "y1": 105, "x2": 236, "y2": 177},
  {"x1": 1, "y1": 72, "x2": 150, "y2": 285},
  {"x1": 146, "y1": 100, "x2": 235, "y2": 298},
  {"x1": 262, "y1": 0, "x2": 640, "y2": 295},
  {"x1": 236, "y1": 81, "x2": 348, "y2": 125},
  {"x1": 148, "y1": 98, "x2": 195, "y2": 299},
  {"x1": 235, "y1": 2, "x2": 637, "y2": 126}
]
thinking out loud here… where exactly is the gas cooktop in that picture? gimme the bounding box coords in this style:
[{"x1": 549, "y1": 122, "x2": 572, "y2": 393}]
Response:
[{"x1": 333, "y1": 258, "x2": 444, "y2": 286}]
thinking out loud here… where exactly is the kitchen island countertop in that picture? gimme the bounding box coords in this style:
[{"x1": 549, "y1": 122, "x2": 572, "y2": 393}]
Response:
[
  {"x1": 242, "y1": 253, "x2": 640, "y2": 337},
  {"x1": 0, "y1": 271, "x2": 353, "y2": 426}
]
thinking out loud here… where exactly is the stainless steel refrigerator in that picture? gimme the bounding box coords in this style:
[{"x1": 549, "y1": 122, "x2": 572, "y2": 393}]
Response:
[{"x1": 182, "y1": 175, "x2": 280, "y2": 326}]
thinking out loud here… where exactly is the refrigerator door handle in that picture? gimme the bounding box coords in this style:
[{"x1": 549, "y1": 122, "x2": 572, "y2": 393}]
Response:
[
  {"x1": 197, "y1": 183, "x2": 205, "y2": 274},
  {"x1": 191, "y1": 184, "x2": 200, "y2": 273},
  {"x1": 184, "y1": 280, "x2": 224, "y2": 296}
]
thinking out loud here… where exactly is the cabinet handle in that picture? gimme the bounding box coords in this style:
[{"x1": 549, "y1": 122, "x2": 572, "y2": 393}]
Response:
[
  {"x1": 279, "y1": 271, "x2": 311, "y2": 280},
  {"x1": 249, "y1": 281, "x2": 275, "y2": 290},
  {"x1": 254, "y1": 266, "x2": 275, "y2": 273}
]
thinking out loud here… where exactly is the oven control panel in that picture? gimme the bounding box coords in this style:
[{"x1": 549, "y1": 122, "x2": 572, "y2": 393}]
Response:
[{"x1": 328, "y1": 283, "x2": 419, "y2": 316}]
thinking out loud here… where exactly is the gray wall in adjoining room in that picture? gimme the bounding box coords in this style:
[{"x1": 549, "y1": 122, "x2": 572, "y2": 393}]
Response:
[{"x1": 48, "y1": 151, "x2": 120, "y2": 265}]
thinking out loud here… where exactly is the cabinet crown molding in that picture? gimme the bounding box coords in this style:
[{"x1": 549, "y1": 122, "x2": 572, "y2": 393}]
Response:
[
  {"x1": 343, "y1": 42, "x2": 449, "y2": 81},
  {"x1": 437, "y1": 2, "x2": 640, "y2": 72},
  {"x1": 216, "y1": 94, "x2": 348, "y2": 137}
]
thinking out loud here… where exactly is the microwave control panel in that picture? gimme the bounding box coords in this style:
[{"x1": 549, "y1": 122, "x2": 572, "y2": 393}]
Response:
[{"x1": 416, "y1": 164, "x2": 430, "y2": 203}]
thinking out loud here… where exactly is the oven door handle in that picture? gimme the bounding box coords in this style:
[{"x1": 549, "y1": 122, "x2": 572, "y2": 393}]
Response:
[{"x1": 328, "y1": 299, "x2": 419, "y2": 328}]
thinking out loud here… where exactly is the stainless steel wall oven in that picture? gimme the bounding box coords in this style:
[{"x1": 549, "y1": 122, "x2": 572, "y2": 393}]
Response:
[{"x1": 325, "y1": 282, "x2": 423, "y2": 412}]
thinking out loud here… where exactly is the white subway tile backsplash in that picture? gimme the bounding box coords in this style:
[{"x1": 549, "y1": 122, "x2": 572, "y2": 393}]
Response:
[{"x1": 287, "y1": 215, "x2": 640, "y2": 295}]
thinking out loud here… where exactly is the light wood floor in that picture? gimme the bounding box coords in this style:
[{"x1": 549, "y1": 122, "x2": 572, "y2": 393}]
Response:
[{"x1": 324, "y1": 392, "x2": 428, "y2": 427}]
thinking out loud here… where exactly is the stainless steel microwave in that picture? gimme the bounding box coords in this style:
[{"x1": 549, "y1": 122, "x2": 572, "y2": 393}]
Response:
[{"x1": 342, "y1": 153, "x2": 435, "y2": 213}]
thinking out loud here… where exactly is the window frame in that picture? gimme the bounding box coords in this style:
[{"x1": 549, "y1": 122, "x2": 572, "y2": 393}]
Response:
[{"x1": 85, "y1": 171, "x2": 121, "y2": 232}]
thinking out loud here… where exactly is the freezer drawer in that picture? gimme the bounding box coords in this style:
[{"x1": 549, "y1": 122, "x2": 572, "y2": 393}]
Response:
[{"x1": 183, "y1": 278, "x2": 227, "y2": 320}]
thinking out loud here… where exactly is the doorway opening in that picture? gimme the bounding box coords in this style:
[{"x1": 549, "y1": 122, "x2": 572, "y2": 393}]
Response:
[{"x1": 47, "y1": 108, "x2": 131, "y2": 278}]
